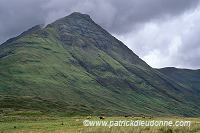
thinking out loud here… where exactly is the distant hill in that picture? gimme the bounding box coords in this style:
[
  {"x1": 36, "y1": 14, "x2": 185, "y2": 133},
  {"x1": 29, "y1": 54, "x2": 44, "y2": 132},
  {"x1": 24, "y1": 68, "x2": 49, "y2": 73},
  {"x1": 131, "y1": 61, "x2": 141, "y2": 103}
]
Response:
[
  {"x1": 0, "y1": 12, "x2": 199, "y2": 117},
  {"x1": 157, "y1": 67, "x2": 200, "y2": 95}
]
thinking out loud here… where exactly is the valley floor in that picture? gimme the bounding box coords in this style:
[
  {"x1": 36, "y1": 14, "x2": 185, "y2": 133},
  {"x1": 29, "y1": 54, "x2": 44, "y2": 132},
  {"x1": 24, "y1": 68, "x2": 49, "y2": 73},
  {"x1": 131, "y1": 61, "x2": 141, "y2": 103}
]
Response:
[
  {"x1": 0, "y1": 114, "x2": 200, "y2": 133},
  {"x1": 0, "y1": 116, "x2": 200, "y2": 133}
]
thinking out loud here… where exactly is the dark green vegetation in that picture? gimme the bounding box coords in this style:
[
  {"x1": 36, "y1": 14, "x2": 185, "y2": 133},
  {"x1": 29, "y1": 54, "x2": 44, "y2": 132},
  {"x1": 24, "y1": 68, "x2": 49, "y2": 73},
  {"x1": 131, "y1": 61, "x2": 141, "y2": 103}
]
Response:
[
  {"x1": 157, "y1": 67, "x2": 200, "y2": 95},
  {"x1": 0, "y1": 12, "x2": 200, "y2": 117}
]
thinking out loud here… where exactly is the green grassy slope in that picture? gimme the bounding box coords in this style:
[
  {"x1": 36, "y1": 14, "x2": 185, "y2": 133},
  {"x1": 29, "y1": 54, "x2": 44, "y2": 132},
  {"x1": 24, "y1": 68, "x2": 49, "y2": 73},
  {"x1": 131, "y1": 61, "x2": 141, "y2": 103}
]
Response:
[{"x1": 0, "y1": 12, "x2": 199, "y2": 116}]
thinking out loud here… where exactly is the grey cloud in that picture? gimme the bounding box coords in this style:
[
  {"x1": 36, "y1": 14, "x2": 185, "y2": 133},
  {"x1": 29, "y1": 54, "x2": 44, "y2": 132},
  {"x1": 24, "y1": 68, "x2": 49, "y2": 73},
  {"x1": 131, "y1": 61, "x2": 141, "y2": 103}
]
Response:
[
  {"x1": 1, "y1": 0, "x2": 199, "y2": 44},
  {"x1": 116, "y1": 5, "x2": 200, "y2": 69},
  {"x1": 107, "y1": 0, "x2": 200, "y2": 34},
  {"x1": 175, "y1": 20, "x2": 200, "y2": 69},
  {"x1": 0, "y1": 0, "x2": 48, "y2": 44}
]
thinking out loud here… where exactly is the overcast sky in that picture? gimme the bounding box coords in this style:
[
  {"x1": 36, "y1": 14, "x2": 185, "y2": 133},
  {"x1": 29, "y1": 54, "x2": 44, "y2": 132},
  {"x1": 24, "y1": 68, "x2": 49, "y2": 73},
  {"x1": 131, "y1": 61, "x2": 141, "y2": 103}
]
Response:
[{"x1": 1, "y1": 0, "x2": 200, "y2": 69}]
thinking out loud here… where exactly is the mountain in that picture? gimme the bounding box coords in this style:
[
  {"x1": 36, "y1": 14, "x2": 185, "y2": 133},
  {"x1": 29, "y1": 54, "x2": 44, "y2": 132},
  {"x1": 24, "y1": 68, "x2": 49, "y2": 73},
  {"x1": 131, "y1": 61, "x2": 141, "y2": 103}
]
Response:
[
  {"x1": 157, "y1": 67, "x2": 200, "y2": 94},
  {"x1": 0, "y1": 12, "x2": 199, "y2": 116}
]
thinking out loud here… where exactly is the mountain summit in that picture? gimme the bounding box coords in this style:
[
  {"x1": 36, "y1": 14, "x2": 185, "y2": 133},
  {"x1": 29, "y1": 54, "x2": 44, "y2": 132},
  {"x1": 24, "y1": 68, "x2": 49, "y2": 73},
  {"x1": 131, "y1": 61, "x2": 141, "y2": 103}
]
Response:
[{"x1": 0, "y1": 12, "x2": 199, "y2": 116}]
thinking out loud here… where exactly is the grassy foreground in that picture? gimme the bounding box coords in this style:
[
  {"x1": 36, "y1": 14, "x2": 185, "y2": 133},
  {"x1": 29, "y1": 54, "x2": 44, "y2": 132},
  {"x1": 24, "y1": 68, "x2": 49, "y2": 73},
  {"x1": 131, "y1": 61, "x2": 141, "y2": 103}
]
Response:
[{"x1": 0, "y1": 112, "x2": 200, "y2": 133}]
